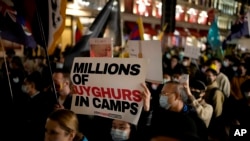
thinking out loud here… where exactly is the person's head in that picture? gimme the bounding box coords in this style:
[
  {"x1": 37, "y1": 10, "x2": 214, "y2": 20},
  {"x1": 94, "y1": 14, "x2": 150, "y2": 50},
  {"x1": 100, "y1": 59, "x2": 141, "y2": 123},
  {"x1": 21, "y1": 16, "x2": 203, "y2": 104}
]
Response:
[
  {"x1": 172, "y1": 67, "x2": 185, "y2": 82},
  {"x1": 150, "y1": 109, "x2": 200, "y2": 141},
  {"x1": 159, "y1": 81, "x2": 188, "y2": 112},
  {"x1": 111, "y1": 119, "x2": 136, "y2": 141},
  {"x1": 241, "y1": 79, "x2": 250, "y2": 106},
  {"x1": 6, "y1": 49, "x2": 15, "y2": 62},
  {"x1": 189, "y1": 80, "x2": 206, "y2": 100},
  {"x1": 52, "y1": 69, "x2": 71, "y2": 95},
  {"x1": 182, "y1": 57, "x2": 191, "y2": 67},
  {"x1": 90, "y1": 44, "x2": 111, "y2": 57},
  {"x1": 10, "y1": 56, "x2": 23, "y2": 69},
  {"x1": 23, "y1": 59, "x2": 36, "y2": 75},
  {"x1": 237, "y1": 63, "x2": 248, "y2": 76},
  {"x1": 223, "y1": 55, "x2": 233, "y2": 67},
  {"x1": 171, "y1": 55, "x2": 180, "y2": 69},
  {"x1": 163, "y1": 70, "x2": 171, "y2": 84},
  {"x1": 205, "y1": 64, "x2": 218, "y2": 85},
  {"x1": 210, "y1": 57, "x2": 222, "y2": 73},
  {"x1": 22, "y1": 71, "x2": 42, "y2": 96},
  {"x1": 45, "y1": 109, "x2": 83, "y2": 141}
]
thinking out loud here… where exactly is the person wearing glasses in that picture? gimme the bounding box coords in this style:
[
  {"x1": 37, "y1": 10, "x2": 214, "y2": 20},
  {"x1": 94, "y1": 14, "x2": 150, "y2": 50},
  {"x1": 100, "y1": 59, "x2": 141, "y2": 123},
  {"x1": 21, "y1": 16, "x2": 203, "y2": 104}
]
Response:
[{"x1": 149, "y1": 81, "x2": 208, "y2": 141}]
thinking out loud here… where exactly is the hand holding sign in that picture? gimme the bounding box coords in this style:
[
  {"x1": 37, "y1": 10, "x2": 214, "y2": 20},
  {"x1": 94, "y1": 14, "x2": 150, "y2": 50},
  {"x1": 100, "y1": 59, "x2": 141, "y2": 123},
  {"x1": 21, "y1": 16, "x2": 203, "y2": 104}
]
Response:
[{"x1": 140, "y1": 83, "x2": 151, "y2": 112}]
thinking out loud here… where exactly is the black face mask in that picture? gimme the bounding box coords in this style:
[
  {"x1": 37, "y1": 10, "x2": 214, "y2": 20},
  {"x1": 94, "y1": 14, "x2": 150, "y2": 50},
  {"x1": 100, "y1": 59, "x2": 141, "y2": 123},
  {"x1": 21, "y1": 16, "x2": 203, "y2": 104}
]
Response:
[{"x1": 191, "y1": 91, "x2": 201, "y2": 99}]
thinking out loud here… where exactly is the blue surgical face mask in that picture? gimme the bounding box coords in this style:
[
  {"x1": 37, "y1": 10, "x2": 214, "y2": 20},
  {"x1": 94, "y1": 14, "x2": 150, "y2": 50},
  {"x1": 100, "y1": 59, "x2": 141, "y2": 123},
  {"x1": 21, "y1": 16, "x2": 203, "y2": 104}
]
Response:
[
  {"x1": 159, "y1": 95, "x2": 171, "y2": 110},
  {"x1": 111, "y1": 129, "x2": 129, "y2": 141}
]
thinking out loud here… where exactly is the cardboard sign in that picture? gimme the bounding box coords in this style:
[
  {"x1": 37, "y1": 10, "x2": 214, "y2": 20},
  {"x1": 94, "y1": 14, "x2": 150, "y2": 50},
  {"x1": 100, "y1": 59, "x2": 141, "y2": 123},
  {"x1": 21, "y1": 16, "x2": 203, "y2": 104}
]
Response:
[
  {"x1": 184, "y1": 46, "x2": 200, "y2": 59},
  {"x1": 127, "y1": 40, "x2": 163, "y2": 83},
  {"x1": 70, "y1": 57, "x2": 147, "y2": 125},
  {"x1": 89, "y1": 38, "x2": 112, "y2": 57}
]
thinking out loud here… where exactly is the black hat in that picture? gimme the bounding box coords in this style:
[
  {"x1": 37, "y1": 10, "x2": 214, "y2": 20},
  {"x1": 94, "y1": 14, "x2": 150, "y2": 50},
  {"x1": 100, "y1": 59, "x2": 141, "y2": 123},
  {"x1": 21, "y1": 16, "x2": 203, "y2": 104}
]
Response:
[{"x1": 189, "y1": 80, "x2": 206, "y2": 91}]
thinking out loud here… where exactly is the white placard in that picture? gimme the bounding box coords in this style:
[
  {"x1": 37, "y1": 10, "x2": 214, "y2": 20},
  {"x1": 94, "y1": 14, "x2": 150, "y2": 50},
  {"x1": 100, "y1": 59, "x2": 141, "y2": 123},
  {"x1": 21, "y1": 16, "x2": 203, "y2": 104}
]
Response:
[
  {"x1": 184, "y1": 46, "x2": 200, "y2": 59},
  {"x1": 127, "y1": 40, "x2": 163, "y2": 83},
  {"x1": 70, "y1": 57, "x2": 147, "y2": 125}
]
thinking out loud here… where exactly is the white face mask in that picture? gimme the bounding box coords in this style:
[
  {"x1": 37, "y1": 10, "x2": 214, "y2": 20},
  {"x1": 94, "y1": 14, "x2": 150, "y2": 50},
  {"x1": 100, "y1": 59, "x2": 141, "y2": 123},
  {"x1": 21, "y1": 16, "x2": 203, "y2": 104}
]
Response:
[
  {"x1": 111, "y1": 129, "x2": 129, "y2": 141},
  {"x1": 223, "y1": 61, "x2": 229, "y2": 67},
  {"x1": 166, "y1": 53, "x2": 171, "y2": 59},
  {"x1": 163, "y1": 78, "x2": 171, "y2": 84},
  {"x1": 201, "y1": 67, "x2": 207, "y2": 73},
  {"x1": 56, "y1": 62, "x2": 64, "y2": 69},
  {"x1": 21, "y1": 85, "x2": 28, "y2": 94},
  {"x1": 172, "y1": 78, "x2": 179, "y2": 82},
  {"x1": 233, "y1": 66, "x2": 238, "y2": 71},
  {"x1": 159, "y1": 95, "x2": 171, "y2": 110},
  {"x1": 182, "y1": 61, "x2": 188, "y2": 66},
  {"x1": 151, "y1": 84, "x2": 158, "y2": 90}
]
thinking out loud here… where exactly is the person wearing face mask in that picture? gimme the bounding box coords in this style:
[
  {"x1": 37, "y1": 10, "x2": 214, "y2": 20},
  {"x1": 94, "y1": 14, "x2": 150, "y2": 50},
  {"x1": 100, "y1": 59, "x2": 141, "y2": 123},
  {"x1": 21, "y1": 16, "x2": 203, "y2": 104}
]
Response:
[
  {"x1": 15, "y1": 71, "x2": 53, "y2": 141},
  {"x1": 204, "y1": 66, "x2": 226, "y2": 141},
  {"x1": 210, "y1": 57, "x2": 231, "y2": 98},
  {"x1": 185, "y1": 80, "x2": 213, "y2": 128},
  {"x1": 221, "y1": 56, "x2": 235, "y2": 81},
  {"x1": 181, "y1": 57, "x2": 199, "y2": 81},
  {"x1": 149, "y1": 81, "x2": 208, "y2": 141},
  {"x1": 110, "y1": 119, "x2": 137, "y2": 141}
]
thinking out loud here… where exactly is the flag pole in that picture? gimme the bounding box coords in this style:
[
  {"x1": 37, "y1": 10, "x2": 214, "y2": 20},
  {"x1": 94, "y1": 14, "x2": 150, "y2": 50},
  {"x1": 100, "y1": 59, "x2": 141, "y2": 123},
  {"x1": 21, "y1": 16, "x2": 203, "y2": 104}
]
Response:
[
  {"x1": 0, "y1": 35, "x2": 14, "y2": 102},
  {"x1": 35, "y1": 8, "x2": 58, "y2": 101}
]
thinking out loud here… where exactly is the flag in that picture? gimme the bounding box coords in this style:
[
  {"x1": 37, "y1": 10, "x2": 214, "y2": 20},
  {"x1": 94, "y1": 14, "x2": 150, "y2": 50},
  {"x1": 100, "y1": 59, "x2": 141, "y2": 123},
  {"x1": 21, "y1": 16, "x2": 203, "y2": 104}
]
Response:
[
  {"x1": 0, "y1": 0, "x2": 36, "y2": 48},
  {"x1": 207, "y1": 18, "x2": 221, "y2": 50},
  {"x1": 47, "y1": 0, "x2": 67, "y2": 55},
  {"x1": 129, "y1": 16, "x2": 145, "y2": 40},
  {"x1": 64, "y1": 0, "x2": 115, "y2": 71},
  {"x1": 75, "y1": 17, "x2": 84, "y2": 43},
  {"x1": 157, "y1": 23, "x2": 168, "y2": 40}
]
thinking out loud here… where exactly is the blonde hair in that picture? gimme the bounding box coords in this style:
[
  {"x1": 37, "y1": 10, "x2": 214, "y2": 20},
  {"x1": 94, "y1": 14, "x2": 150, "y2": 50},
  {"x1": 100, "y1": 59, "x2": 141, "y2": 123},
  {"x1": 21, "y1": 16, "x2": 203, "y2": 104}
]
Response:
[{"x1": 48, "y1": 109, "x2": 83, "y2": 141}]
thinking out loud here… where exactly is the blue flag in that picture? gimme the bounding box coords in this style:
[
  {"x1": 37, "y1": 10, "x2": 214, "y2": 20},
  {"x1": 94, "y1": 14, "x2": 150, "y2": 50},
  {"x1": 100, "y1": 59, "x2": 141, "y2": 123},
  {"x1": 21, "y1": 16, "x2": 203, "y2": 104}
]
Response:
[{"x1": 207, "y1": 18, "x2": 221, "y2": 50}]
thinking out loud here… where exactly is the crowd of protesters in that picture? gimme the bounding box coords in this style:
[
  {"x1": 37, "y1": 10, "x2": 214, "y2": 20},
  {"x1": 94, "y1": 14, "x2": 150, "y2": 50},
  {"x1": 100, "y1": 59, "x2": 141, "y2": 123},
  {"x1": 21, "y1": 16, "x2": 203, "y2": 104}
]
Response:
[{"x1": 0, "y1": 46, "x2": 249, "y2": 141}]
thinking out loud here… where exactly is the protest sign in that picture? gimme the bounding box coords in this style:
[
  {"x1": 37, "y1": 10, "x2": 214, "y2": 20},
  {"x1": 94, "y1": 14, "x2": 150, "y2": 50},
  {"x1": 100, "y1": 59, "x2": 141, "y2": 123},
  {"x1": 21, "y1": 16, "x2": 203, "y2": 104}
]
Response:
[
  {"x1": 89, "y1": 38, "x2": 112, "y2": 57},
  {"x1": 127, "y1": 40, "x2": 162, "y2": 83},
  {"x1": 70, "y1": 57, "x2": 147, "y2": 125},
  {"x1": 184, "y1": 46, "x2": 200, "y2": 59}
]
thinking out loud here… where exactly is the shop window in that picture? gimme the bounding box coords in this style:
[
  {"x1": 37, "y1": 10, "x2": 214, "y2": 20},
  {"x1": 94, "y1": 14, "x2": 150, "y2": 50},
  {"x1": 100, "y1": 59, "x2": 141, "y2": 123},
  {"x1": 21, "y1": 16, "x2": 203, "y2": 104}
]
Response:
[
  {"x1": 175, "y1": 5, "x2": 185, "y2": 21},
  {"x1": 187, "y1": 8, "x2": 198, "y2": 23},
  {"x1": 154, "y1": 0, "x2": 162, "y2": 18},
  {"x1": 133, "y1": 0, "x2": 153, "y2": 17},
  {"x1": 198, "y1": 11, "x2": 208, "y2": 25}
]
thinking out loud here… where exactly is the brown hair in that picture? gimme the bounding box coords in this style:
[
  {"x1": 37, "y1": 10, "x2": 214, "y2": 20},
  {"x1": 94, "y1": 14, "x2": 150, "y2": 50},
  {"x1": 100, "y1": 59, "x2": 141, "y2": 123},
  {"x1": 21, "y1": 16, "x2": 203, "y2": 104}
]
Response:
[{"x1": 48, "y1": 109, "x2": 83, "y2": 141}]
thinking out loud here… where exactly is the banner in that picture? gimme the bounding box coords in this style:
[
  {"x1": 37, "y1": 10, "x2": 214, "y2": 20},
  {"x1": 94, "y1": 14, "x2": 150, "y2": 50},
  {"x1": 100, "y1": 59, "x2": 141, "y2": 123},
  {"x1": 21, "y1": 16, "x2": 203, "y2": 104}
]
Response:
[
  {"x1": 70, "y1": 57, "x2": 147, "y2": 125},
  {"x1": 127, "y1": 40, "x2": 162, "y2": 83},
  {"x1": 89, "y1": 38, "x2": 112, "y2": 57}
]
